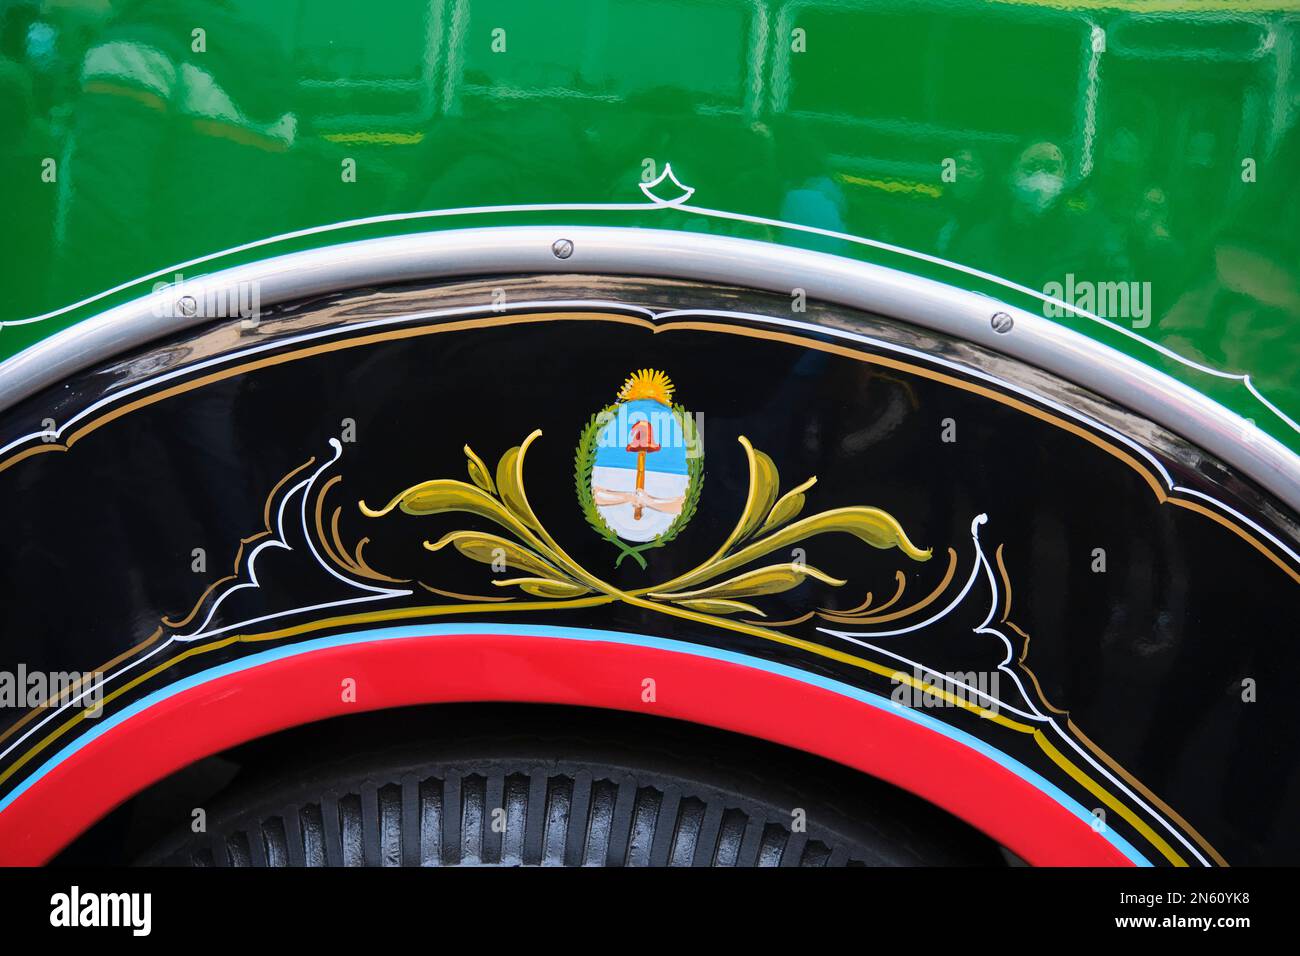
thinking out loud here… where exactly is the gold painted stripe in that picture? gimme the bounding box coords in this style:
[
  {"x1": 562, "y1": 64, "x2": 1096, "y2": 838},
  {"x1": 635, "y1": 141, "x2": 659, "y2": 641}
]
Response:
[
  {"x1": 163, "y1": 456, "x2": 316, "y2": 629},
  {"x1": 6, "y1": 596, "x2": 1186, "y2": 867},
  {"x1": 820, "y1": 548, "x2": 959, "y2": 624},
  {"x1": 1034, "y1": 729, "x2": 1187, "y2": 867},
  {"x1": 0, "y1": 626, "x2": 164, "y2": 751},
  {"x1": 1067, "y1": 719, "x2": 1230, "y2": 867},
  {"x1": 0, "y1": 588, "x2": 1036, "y2": 795},
  {"x1": 997, "y1": 541, "x2": 1219, "y2": 864}
]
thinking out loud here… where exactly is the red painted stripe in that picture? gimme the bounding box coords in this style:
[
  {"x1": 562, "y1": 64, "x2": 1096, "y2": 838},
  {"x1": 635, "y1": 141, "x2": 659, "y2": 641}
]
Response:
[{"x1": 0, "y1": 633, "x2": 1130, "y2": 865}]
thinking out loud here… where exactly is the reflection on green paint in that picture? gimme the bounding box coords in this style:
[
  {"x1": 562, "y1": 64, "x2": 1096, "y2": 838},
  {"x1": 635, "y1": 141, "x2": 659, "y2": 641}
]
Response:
[{"x1": 0, "y1": 0, "x2": 1296, "y2": 453}]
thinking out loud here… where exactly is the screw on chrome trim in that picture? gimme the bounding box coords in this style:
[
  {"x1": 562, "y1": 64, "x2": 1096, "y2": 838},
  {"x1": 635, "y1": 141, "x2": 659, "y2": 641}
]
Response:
[
  {"x1": 551, "y1": 238, "x2": 574, "y2": 259},
  {"x1": 177, "y1": 295, "x2": 197, "y2": 317},
  {"x1": 991, "y1": 311, "x2": 1013, "y2": 334}
]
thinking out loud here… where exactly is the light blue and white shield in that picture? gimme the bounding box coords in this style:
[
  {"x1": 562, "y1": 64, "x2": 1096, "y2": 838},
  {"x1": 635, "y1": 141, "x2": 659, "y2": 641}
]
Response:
[{"x1": 591, "y1": 400, "x2": 689, "y2": 542}]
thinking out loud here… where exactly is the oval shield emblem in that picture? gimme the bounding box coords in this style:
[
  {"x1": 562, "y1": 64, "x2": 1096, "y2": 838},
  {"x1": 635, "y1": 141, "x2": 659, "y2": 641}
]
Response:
[{"x1": 576, "y1": 369, "x2": 702, "y2": 567}]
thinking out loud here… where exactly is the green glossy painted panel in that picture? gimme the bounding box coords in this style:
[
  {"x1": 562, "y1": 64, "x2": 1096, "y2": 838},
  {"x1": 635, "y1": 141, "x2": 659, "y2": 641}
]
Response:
[{"x1": 1, "y1": 0, "x2": 1298, "y2": 454}]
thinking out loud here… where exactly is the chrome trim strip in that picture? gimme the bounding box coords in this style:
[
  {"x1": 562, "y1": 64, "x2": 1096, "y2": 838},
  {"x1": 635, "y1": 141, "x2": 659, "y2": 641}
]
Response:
[{"x1": 2, "y1": 225, "x2": 1298, "y2": 511}]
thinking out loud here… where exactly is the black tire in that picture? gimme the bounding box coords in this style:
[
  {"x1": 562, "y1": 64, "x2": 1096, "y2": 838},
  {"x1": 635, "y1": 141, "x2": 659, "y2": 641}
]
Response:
[{"x1": 139, "y1": 706, "x2": 1000, "y2": 867}]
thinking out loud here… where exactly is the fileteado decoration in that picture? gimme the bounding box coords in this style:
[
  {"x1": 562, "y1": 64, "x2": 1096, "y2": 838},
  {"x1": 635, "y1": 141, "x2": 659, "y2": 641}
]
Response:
[{"x1": 356, "y1": 369, "x2": 932, "y2": 623}]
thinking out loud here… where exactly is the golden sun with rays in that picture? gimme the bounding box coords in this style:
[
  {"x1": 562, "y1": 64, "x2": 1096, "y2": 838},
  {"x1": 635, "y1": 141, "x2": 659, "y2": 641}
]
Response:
[{"x1": 618, "y1": 368, "x2": 675, "y2": 405}]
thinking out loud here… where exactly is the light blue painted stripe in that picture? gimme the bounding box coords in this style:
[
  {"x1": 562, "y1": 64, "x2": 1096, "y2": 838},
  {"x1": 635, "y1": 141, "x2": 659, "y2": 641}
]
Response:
[{"x1": 0, "y1": 622, "x2": 1150, "y2": 865}]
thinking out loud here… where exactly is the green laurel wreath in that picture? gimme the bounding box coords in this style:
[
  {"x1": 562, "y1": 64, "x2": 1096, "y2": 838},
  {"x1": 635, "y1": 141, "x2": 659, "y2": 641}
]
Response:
[{"x1": 574, "y1": 402, "x2": 704, "y2": 569}]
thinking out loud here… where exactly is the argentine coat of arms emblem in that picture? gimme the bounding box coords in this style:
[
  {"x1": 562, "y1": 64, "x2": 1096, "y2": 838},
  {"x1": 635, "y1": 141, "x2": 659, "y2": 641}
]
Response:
[{"x1": 575, "y1": 369, "x2": 703, "y2": 568}]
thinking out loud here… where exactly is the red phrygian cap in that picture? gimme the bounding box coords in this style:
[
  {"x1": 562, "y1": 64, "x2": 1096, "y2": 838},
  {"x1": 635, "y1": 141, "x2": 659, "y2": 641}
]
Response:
[{"x1": 626, "y1": 419, "x2": 661, "y2": 453}]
